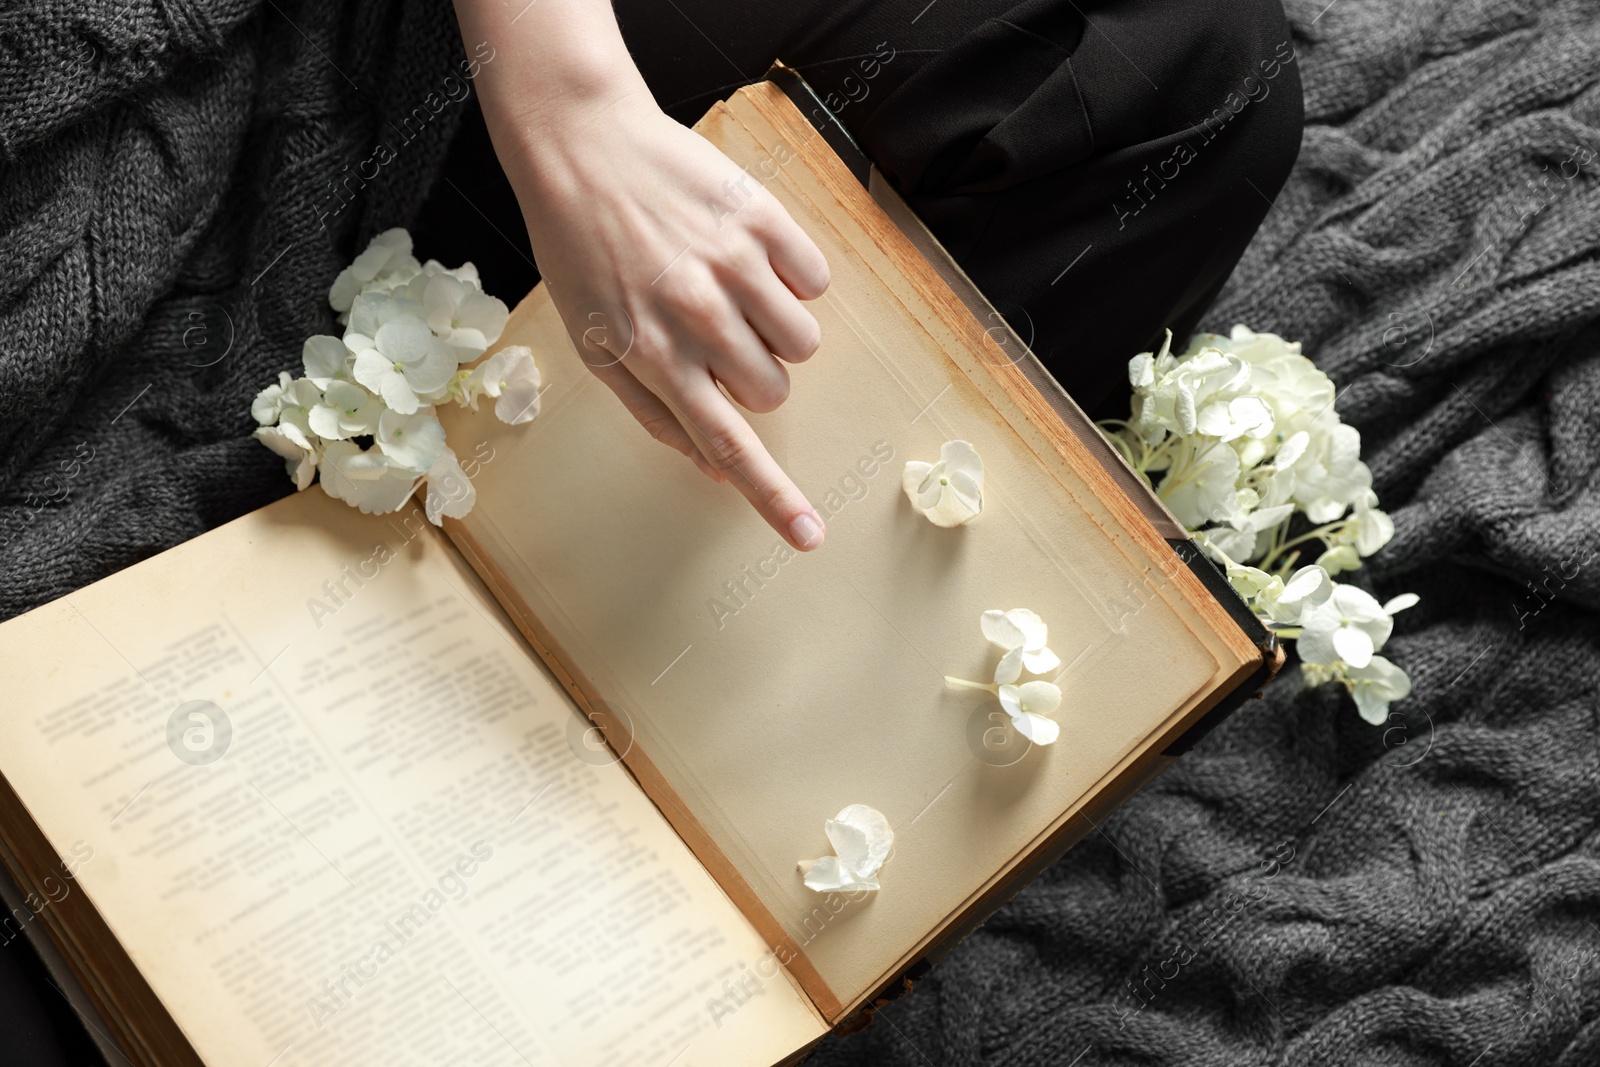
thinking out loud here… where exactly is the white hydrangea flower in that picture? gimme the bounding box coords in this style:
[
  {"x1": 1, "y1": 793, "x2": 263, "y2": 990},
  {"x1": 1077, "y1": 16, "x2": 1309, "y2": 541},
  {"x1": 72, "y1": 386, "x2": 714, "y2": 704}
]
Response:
[
  {"x1": 1226, "y1": 561, "x2": 1333, "y2": 626},
  {"x1": 307, "y1": 380, "x2": 382, "y2": 440},
  {"x1": 318, "y1": 439, "x2": 422, "y2": 515},
  {"x1": 982, "y1": 608, "x2": 1061, "y2": 677},
  {"x1": 252, "y1": 425, "x2": 316, "y2": 490},
  {"x1": 470, "y1": 346, "x2": 542, "y2": 425},
  {"x1": 1297, "y1": 585, "x2": 1417, "y2": 669},
  {"x1": 945, "y1": 608, "x2": 1063, "y2": 748},
  {"x1": 330, "y1": 228, "x2": 421, "y2": 315},
  {"x1": 1345, "y1": 655, "x2": 1413, "y2": 725},
  {"x1": 376, "y1": 408, "x2": 447, "y2": 471},
  {"x1": 799, "y1": 804, "x2": 894, "y2": 894},
  {"x1": 997, "y1": 679, "x2": 1062, "y2": 745},
  {"x1": 250, "y1": 371, "x2": 293, "y2": 426},
  {"x1": 255, "y1": 228, "x2": 540, "y2": 526},
  {"x1": 902, "y1": 440, "x2": 984, "y2": 526},
  {"x1": 1292, "y1": 423, "x2": 1373, "y2": 523},
  {"x1": 353, "y1": 317, "x2": 460, "y2": 414},
  {"x1": 422, "y1": 272, "x2": 509, "y2": 352},
  {"x1": 1159, "y1": 439, "x2": 1242, "y2": 528},
  {"x1": 272, "y1": 378, "x2": 323, "y2": 446},
  {"x1": 1206, "y1": 501, "x2": 1294, "y2": 563}
]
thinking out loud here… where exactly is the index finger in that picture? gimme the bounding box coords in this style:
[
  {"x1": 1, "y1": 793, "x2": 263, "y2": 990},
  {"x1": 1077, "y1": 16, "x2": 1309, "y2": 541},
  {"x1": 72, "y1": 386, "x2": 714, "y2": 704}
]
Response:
[{"x1": 659, "y1": 372, "x2": 826, "y2": 552}]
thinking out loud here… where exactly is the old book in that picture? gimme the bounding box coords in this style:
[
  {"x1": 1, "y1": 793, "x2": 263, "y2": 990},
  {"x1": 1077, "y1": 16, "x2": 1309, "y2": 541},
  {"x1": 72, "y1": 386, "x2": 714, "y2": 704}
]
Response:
[{"x1": 0, "y1": 72, "x2": 1276, "y2": 1066}]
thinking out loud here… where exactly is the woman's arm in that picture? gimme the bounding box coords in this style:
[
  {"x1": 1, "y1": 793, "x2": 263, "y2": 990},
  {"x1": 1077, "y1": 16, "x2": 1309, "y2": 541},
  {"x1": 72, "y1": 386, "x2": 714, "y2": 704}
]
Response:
[{"x1": 451, "y1": 0, "x2": 831, "y2": 551}]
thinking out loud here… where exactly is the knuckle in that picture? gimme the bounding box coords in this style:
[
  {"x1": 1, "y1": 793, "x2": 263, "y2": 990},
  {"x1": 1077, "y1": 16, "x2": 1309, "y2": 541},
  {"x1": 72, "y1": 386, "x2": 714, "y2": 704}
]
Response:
[
  {"x1": 638, "y1": 412, "x2": 684, "y2": 449},
  {"x1": 701, "y1": 426, "x2": 749, "y2": 471}
]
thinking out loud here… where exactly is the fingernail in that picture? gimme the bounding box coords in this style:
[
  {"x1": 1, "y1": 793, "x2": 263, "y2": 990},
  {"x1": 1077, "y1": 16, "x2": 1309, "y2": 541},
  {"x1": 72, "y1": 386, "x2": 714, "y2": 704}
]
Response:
[{"x1": 789, "y1": 511, "x2": 825, "y2": 550}]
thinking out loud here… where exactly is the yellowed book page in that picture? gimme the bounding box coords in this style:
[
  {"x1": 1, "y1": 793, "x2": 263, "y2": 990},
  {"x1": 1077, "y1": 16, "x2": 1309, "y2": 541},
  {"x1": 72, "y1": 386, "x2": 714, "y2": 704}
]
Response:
[
  {"x1": 0, "y1": 488, "x2": 825, "y2": 1067},
  {"x1": 439, "y1": 271, "x2": 1224, "y2": 1009}
]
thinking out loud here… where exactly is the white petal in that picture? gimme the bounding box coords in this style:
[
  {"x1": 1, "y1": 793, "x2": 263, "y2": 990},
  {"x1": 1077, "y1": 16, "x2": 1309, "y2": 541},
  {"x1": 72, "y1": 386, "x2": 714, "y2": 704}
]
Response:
[
  {"x1": 1013, "y1": 712, "x2": 1060, "y2": 745},
  {"x1": 945, "y1": 470, "x2": 983, "y2": 515},
  {"x1": 824, "y1": 819, "x2": 872, "y2": 877},
  {"x1": 308, "y1": 404, "x2": 349, "y2": 440},
  {"x1": 1332, "y1": 625, "x2": 1375, "y2": 669},
  {"x1": 423, "y1": 273, "x2": 465, "y2": 336},
  {"x1": 1383, "y1": 593, "x2": 1419, "y2": 615},
  {"x1": 454, "y1": 290, "x2": 509, "y2": 347},
  {"x1": 830, "y1": 804, "x2": 893, "y2": 877},
  {"x1": 403, "y1": 347, "x2": 458, "y2": 395},
  {"x1": 981, "y1": 609, "x2": 1025, "y2": 650},
  {"x1": 1330, "y1": 584, "x2": 1385, "y2": 623},
  {"x1": 375, "y1": 316, "x2": 436, "y2": 365},
  {"x1": 379, "y1": 371, "x2": 420, "y2": 415},
  {"x1": 425, "y1": 448, "x2": 477, "y2": 524},
  {"x1": 923, "y1": 489, "x2": 980, "y2": 527},
  {"x1": 1274, "y1": 430, "x2": 1310, "y2": 469},
  {"x1": 1016, "y1": 681, "x2": 1062, "y2": 715},
  {"x1": 351, "y1": 349, "x2": 393, "y2": 395},
  {"x1": 901, "y1": 461, "x2": 933, "y2": 505},
  {"x1": 1022, "y1": 646, "x2": 1061, "y2": 674},
  {"x1": 302, "y1": 335, "x2": 349, "y2": 386},
  {"x1": 993, "y1": 648, "x2": 1023, "y2": 686},
  {"x1": 939, "y1": 440, "x2": 984, "y2": 482},
  {"x1": 377, "y1": 409, "x2": 446, "y2": 471},
  {"x1": 1294, "y1": 622, "x2": 1341, "y2": 667},
  {"x1": 914, "y1": 463, "x2": 947, "y2": 509},
  {"x1": 1281, "y1": 565, "x2": 1332, "y2": 606},
  {"x1": 997, "y1": 684, "x2": 1022, "y2": 718},
  {"x1": 1005, "y1": 608, "x2": 1048, "y2": 651},
  {"x1": 801, "y1": 856, "x2": 852, "y2": 893}
]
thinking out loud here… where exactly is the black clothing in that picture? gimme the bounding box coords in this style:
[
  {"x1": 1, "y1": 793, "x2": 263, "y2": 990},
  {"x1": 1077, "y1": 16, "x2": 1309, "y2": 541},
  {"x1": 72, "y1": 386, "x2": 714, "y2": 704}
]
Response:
[{"x1": 418, "y1": 0, "x2": 1304, "y2": 416}]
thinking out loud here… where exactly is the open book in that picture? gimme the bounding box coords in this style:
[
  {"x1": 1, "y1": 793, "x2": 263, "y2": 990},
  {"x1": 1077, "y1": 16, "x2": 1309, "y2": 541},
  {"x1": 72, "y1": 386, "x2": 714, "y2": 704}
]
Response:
[{"x1": 0, "y1": 73, "x2": 1277, "y2": 1066}]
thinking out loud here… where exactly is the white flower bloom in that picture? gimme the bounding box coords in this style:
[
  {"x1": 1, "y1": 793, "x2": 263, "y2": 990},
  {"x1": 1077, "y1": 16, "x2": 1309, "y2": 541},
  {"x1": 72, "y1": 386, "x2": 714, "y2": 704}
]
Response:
[
  {"x1": 1350, "y1": 488, "x2": 1395, "y2": 557},
  {"x1": 273, "y1": 378, "x2": 323, "y2": 448},
  {"x1": 308, "y1": 380, "x2": 382, "y2": 440},
  {"x1": 1132, "y1": 339, "x2": 1251, "y2": 442},
  {"x1": 1346, "y1": 655, "x2": 1412, "y2": 725},
  {"x1": 902, "y1": 440, "x2": 984, "y2": 526},
  {"x1": 330, "y1": 228, "x2": 421, "y2": 315},
  {"x1": 422, "y1": 272, "x2": 509, "y2": 352},
  {"x1": 471, "y1": 346, "x2": 542, "y2": 425},
  {"x1": 800, "y1": 804, "x2": 893, "y2": 894},
  {"x1": 982, "y1": 608, "x2": 1061, "y2": 677},
  {"x1": 252, "y1": 425, "x2": 317, "y2": 490},
  {"x1": 1206, "y1": 501, "x2": 1294, "y2": 563},
  {"x1": 353, "y1": 317, "x2": 459, "y2": 414},
  {"x1": 1293, "y1": 423, "x2": 1372, "y2": 523},
  {"x1": 1315, "y1": 543, "x2": 1361, "y2": 576},
  {"x1": 319, "y1": 439, "x2": 422, "y2": 515},
  {"x1": 1195, "y1": 394, "x2": 1274, "y2": 443},
  {"x1": 250, "y1": 371, "x2": 293, "y2": 426},
  {"x1": 376, "y1": 408, "x2": 447, "y2": 472},
  {"x1": 424, "y1": 447, "x2": 476, "y2": 525},
  {"x1": 997, "y1": 680, "x2": 1062, "y2": 745},
  {"x1": 1160, "y1": 439, "x2": 1242, "y2": 528},
  {"x1": 1297, "y1": 584, "x2": 1416, "y2": 669}
]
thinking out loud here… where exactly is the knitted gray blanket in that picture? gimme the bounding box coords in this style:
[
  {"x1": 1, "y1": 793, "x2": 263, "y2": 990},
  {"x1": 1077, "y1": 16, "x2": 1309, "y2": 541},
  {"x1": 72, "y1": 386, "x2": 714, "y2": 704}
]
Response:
[{"x1": 3, "y1": 1, "x2": 1598, "y2": 1065}]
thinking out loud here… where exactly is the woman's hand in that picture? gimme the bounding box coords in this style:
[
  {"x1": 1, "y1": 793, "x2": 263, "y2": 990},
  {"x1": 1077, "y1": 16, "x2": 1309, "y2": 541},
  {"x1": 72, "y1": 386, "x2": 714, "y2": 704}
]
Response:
[{"x1": 453, "y1": 0, "x2": 831, "y2": 551}]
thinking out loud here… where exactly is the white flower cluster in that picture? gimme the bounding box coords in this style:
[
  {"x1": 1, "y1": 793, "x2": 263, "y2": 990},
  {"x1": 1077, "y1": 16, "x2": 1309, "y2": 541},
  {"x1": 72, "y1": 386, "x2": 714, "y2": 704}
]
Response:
[
  {"x1": 251, "y1": 229, "x2": 540, "y2": 524},
  {"x1": 1101, "y1": 326, "x2": 1418, "y2": 724},
  {"x1": 945, "y1": 608, "x2": 1064, "y2": 745}
]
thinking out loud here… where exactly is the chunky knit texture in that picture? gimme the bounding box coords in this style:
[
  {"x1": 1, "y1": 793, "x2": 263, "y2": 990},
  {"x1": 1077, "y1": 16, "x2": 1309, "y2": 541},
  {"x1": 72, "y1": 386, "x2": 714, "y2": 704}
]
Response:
[
  {"x1": 3, "y1": 1, "x2": 1599, "y2": 1065},
  {"x1": 0, "y1": 0, "x2": 468, "y2": 610}
]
